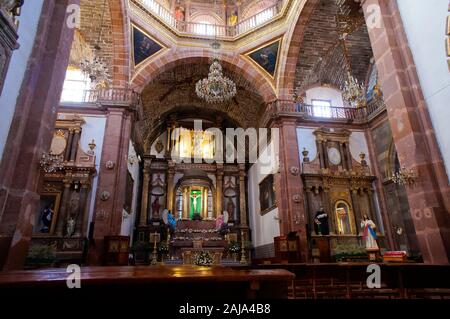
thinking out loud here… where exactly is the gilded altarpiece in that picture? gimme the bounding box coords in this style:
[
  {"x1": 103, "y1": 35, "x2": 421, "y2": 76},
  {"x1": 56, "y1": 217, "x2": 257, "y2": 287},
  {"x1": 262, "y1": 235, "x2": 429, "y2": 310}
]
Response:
[
  {"x1": 29, "y1": 115, "x2": 97, "y2": 264},
  {"x1": 301, "y1": 128, "x2": 383, "y2": 261}
]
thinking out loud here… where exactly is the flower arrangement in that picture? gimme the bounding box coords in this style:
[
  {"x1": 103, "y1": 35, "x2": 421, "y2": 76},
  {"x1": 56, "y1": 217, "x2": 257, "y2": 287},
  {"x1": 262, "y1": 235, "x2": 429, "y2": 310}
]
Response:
[
  {"x1": 193, "y1": 251, "x2": 214, "y2": 266},
  {"x1": 157, "y1": 242, "x2": 169, "y2": 254},
  {"x1": 333, "y1": 243, "x2": 367, "y2": 261},
  {"x1": 26, "y1": 244, "x2": 56, "y2": 264},
  {"x1": 228, "y1": 240, "x2": 241, "y2": 253}
]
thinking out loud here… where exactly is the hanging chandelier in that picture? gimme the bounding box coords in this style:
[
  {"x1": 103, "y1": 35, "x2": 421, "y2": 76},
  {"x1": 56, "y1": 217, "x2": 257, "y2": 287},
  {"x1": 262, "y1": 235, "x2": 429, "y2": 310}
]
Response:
[
  {"x1": 340, "y1": 32, "x2": 367, "y2": 108},
  {"x1": 342, "y1": 71, "x2": 366, "y2": 108},
  {"x1": 79, "y1": 0, "x2": 111, "y2": 88},
  {"x1": 39, "y1": 152, "x2": 64, "y2": 173},
  {"x1": 80, "y1": 55, "x2": 111, "y2": 87},
  {"x1": 195, "y1": 55, "x2": 237, "y2": 103}
]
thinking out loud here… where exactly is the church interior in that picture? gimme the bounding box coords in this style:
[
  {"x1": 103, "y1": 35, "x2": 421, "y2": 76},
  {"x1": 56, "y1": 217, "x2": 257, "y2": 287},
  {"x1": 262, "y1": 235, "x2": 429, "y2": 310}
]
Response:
[{"x1": 0, "y1": 0, "x2": 450, "y2": 301}]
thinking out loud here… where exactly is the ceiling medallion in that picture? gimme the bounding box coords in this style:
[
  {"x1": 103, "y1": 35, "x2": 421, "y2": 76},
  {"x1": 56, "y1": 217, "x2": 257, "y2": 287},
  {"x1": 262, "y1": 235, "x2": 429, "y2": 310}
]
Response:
[{"x1": 195, "y1": 42, "x2": 237, "y2": 103}]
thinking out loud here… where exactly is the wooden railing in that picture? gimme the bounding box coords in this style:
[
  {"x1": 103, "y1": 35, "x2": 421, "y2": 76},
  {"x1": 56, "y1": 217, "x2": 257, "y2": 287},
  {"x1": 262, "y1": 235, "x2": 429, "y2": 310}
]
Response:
[
  {"x1": 261, "y1": 99, "x2": 386, "y2": 126},
  {"x1": 135, "y1": 0, "x2": 286, "y2": 39}
]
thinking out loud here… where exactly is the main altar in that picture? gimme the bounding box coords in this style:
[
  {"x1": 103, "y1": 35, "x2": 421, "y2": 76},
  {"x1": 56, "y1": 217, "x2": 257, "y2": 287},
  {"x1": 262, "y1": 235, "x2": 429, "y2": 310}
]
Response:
[{"x1": 136, "y1": 120, "x2": 249, "y2": 264}]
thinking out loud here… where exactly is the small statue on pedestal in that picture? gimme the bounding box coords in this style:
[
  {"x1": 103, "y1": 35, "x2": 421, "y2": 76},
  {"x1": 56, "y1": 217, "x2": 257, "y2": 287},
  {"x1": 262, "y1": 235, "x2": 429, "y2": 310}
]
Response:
[
  {"x1": 361, "y1": 214, "x2": 378, "y2": 250},
  {"x1": 314, "y1": 206, "x2": 330, "y2": 235}
]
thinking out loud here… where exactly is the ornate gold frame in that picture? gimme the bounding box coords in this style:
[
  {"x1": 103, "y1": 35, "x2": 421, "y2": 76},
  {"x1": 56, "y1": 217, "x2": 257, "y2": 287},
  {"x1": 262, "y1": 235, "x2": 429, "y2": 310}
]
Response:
[
  {"x1": 243, "y1": 36, "x2": 283, "y2": 86},
  {"x1": 131, "y1": 22, "x2": 169, "y2": 71},
  {"x1": 334, "y1": 199, "x2": 357, "y2": 235}
]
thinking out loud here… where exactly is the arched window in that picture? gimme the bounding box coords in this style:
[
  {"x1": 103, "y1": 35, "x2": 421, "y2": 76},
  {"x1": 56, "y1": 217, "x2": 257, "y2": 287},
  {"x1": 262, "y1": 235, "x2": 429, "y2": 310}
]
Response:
[{"x1": 60, "y1": 67, "x2": 91, "y2": 102}]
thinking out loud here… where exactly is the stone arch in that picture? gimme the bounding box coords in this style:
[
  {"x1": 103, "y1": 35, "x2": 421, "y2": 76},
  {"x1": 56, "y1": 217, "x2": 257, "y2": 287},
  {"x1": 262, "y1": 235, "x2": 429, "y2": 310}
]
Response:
[
  {"x1": 278, "y1": 0, "x2": 320, "y2": 100},
  {"x1": 108, "y1": 0, "x2": 130, "y2": 87},
  {"x1": 131, "y1": 49, "x2": 277, "y2": 103}
]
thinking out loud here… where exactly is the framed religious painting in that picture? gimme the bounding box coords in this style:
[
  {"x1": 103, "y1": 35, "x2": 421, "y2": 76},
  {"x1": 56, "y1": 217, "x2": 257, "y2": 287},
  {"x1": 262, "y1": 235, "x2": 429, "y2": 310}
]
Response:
[
  {"x1": 259, "y1": 174, "x2": 276, "y2": 215},
  {"x1": 34, "y1": 193, "x2": 61, "y2": 235}
]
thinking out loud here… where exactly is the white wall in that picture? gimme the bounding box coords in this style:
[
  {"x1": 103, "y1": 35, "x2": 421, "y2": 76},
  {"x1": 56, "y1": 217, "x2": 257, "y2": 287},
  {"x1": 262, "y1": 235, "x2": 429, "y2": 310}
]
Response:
[
  {"x1": 0, "y1": 0, "x2": 45, "y2": 159},
  {"x1": 296, "y1": 127, "x2": 372, "y2": 167},
  {"x1": 121, "y1": 141, "x2": 141, "y2": 241},
  {"x1": 248, "y1": 140, "x2": 280, "y2": 247},
  {"x1": 305, "y1": 86, "x2": 345, "y2": 108},
  {"x1": 397, "y1": 0, "x2": 450, "y2": 182},
  {"x1": 57, "y1": 114, "x2": 107, "y2": 236}
]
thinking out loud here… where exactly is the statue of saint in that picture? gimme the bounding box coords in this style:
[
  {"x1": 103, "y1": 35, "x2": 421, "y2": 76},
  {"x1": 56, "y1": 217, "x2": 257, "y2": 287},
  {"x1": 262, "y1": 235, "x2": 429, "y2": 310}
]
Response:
[
  {"x1": 228, "y1": 11, "x2": 238, "y2": 26},
  {"x1": 314, "y1": 206, "x2": 330, "y2": 235},
  {"x1": 226, "y1": 198, "x2": 235, "y2": 219},
  {"x1": 40, "y1": 204, "x2": 54, "y2": 233},
  {"x1": 174, "y1": 6, "x2": 185, "y2": 21},
  {"x1": 151, "y1": 197, "x2": 161, "y2": 218},
  {"x1": 361, "y1": 214, "x2": 378, "y2": 250}
]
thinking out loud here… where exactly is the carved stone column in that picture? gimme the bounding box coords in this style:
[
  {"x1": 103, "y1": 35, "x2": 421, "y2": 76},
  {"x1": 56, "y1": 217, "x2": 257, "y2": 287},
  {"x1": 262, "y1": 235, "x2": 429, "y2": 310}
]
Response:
[
  {"x1": 344, "y1": 142, "x2": 352, "y2": 170},
  {"x1": 183, "y1": 187, "x2": 189, "y2": 219},
  {"x1": 0, "y1": 7, "x2": 19, "y2": 95},
  {"x1": 166, "y1": 160, "x2": 175, "y2": 212},
  {"x1": 64, "y1": 129, "x2": 74, "y2": 161},
  {"x1": 0, "y1": 0, "x2": 79, "y2": 270},
  {"x1": 362, "y1": 0, "x2": 450, "y2": 263},
  {"x1": 55, "y1": 181, "x2": 72, "y2": 236},
  {"x1": 238, "y1": 164, "x2": 247, "y2": 226},
  {"x1": 275, "y1": 118, "x2": 308, "y2": 261},
  {"x1": 316, "y1": 140, "x2": 325, "y2": 169},
  {"x1": 139, "y1": 166, "x2": 151, "y2": 226}
]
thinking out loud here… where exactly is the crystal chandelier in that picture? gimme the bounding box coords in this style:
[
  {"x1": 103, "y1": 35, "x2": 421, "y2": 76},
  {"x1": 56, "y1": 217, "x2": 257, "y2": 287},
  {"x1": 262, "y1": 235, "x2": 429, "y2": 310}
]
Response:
[
  {"x1": 39, "y1": 152, "x2": 64, "y2": 173},
  {"x1": 340, "y1": 31, "x2": 367, "y2": 108},
  {"x1": 390, "y1": 166, "x2": 417, "y2": 186},
  {"x1": 342, "y1": 71, "x2": 366, "y2": 108},
  {"x1": 79, "y1": 0, "x2": 111, "y2": 88},
  {"x1": 80, "y1": 55, "x2": 111, "y2": 87},
  {"x1": 195, "y1": 55, "x2": 237, "y2": 103}
]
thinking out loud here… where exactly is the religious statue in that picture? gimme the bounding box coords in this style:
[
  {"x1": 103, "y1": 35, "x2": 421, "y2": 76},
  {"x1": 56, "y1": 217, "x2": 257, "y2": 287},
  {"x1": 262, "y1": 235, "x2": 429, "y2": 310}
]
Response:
[
  {"x1": 40, "y1": 204, "x2": 54, "y2": 233},
  {"x1": 216, "y1": 213, "x2": 225, "y2": 230},
  {"x1": 167, "y1": 210, "x2": 177, "y2": 234},
  {"x1": 174, "y1": 6, "x2": 185, "y2": 21},
  {"x1": 151, "y1": 197, "x2": 161, "y2": 218},
  {"x1": 228, "y1": 11, "x2": 238, "y2": 26},
  {"x1": 361, "y1": 214, "x2": 378, "y2": 250},
  {"x1": 314, "y1": 206, "x2": 330, "y2": 235},
  {"x1": 226, "y1": 198, "x2": 235, "y2": 220},
  {"x1": 66, "y1": 218, "x2": 76, "y2": 238}
]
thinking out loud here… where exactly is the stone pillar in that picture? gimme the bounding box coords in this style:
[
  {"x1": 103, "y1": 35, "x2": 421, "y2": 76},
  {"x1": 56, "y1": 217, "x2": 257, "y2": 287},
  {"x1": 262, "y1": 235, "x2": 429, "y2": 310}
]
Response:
[
  {"x1": 166, "y1": 160, "x2": 175, "y2": 212},
  {"x1": 238, "y1": 164, "x2": 247, "y2": 226},
  {"x1": 362, "y1": 0, "x2": 450, "y2": 263},
  {"x1": 139, "y1": 165, "x2": 151, "y2": 226},
  {"x1": 216, "y1": 165, "x2": 223, "y2": 217},
  {"x1": 275, "y1": 118, "x2": 308, "y2": 261},
  {"x1": 0, "y1": 0, "x2": 79, "y2": 270},
  {"x1": 89, "y1": 107, "x2": 132, "y2": 265},
  {"x1": 0, "y1": 8, "x2": 19, "y2": 95}
]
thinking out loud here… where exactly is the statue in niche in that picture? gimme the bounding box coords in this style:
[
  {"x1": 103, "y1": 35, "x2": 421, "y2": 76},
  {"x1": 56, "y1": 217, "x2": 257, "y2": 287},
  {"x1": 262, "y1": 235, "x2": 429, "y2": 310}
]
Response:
[
  {"x1": 151, "y1": 197, "x2": 161, "y2": 218},
  {"x1": 40, "y1": 204, "x2": 54, "y2": 233},
  {"x1": 66, "y1": 218, "x2": 76, "y2": 238},
  {"x1": 174, "y1": 6, "x2": 185, "y2": 21},
  {"x1": 228, "y1": 10, "x2": 238, "y2": 26},
  {"x1": 226, "y1": 198, "x2": 235, "y2": 220},
  {"x1": 361, "y1": 214, "x2": 378, "y2": 250},
  {"x1": 314, "y1": 206, "x2": 329, "y2": 235}
]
